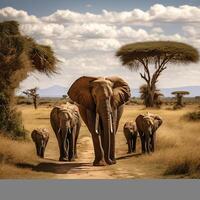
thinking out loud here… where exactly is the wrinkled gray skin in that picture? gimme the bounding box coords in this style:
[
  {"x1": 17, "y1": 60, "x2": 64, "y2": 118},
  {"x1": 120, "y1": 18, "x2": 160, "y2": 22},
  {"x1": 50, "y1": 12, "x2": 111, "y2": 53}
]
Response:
[
  {"x1": 68, "y1": 76, "x2": 130, "y2": 166},
  {"x1": 31, "y1": 128, "x2": 49, "y2": 158},
  {"x1": 123, "y1": 122, "x2": 138, "y2": 154},
  {"x1": 50, "y1": 103, "x2": 81, "y2": 162},
  {"x1": 135, "y1": 113, "x2": 162, "y2": 154}
]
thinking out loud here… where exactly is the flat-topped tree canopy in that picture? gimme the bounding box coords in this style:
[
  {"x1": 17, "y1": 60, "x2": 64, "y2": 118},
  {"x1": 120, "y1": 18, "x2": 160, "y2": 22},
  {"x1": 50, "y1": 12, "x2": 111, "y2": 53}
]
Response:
[
  {"x1": 171, "y1": 91, "x2": 190, "y2": 96},
  {"x1": 116, "y1": 41, "x2": 199, "y2": 67},
  {"x1": 116, "y1": 41, "x2": 199, "y2": 107}
]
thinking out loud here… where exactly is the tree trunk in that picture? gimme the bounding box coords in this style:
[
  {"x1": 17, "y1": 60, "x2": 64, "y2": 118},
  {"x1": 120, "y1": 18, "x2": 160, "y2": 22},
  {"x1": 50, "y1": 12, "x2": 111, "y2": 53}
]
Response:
[
  {"x1": 145, "y1": 84, "x2": 155, "y2": 107},
  {"x1": 177, "y1": 95, "x2": 183, "y2": 107}
]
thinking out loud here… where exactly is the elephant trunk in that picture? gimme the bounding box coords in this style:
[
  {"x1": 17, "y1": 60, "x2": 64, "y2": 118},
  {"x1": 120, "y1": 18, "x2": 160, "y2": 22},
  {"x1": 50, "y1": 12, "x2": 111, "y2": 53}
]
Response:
[{"x1": 98, "y1": 99, "x2": 113, "y2": 164}]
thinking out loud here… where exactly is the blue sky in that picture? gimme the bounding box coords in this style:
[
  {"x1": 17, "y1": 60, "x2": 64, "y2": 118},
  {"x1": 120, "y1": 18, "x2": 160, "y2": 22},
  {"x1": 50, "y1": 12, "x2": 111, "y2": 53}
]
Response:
[
  {"x1": 0, "y1": 1, "x2": 200, "y2": 92},
  {"x1": 0, "y1": 0, "x2": 199, "y2": 15}
]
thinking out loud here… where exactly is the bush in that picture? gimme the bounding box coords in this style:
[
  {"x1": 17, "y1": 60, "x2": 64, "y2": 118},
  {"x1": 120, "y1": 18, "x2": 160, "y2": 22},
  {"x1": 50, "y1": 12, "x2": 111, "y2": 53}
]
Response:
[
  {"x1": 0, "y1": 93, "x2": 28, "y2": 139},
  {"x1": 183, "y1": 111, "x2": 200, "y2": 121},
  {"x1": 164, "y1": 148, "x2": 200, "y2": 176},
  {"x1": 6, "y1": 109, "x2": 28, "y2": 139}
]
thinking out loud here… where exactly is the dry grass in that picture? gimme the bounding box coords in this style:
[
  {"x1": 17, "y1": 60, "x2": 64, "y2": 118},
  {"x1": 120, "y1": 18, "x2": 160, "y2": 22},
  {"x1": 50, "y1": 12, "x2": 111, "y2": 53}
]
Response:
[
  {"x1": 0, "y1": 133, "x2": 40, "y2": 178},
  {"x1": 0, "y1": 104, "x2": 200, "y2": 179},
  {"x1": 119, "y1": 105, "x2": 200, "y2": 178}
]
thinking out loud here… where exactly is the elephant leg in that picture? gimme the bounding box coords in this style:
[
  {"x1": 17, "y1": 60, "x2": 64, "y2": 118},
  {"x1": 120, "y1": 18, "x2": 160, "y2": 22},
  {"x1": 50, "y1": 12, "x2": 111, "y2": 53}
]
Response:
[
  {"x1": 110, "y1": 131, "x2": 116, "y2": 164},
  {"x1": 59, "y1": 131, "x2": 68, "y2": 161},
  {"x1": 74, "y1": 123, "x2": 80, "y2": 158},
  {"x1": 110, "y1": 109, "x2": 118, "y2": 164},
  {"x1": 86, "y1": 110, "x2": 106, "y2": 166},
  {"x1": 40, "y1": 146, "x2": 45, "y2": 158},
  {"x1": 139, "y1": 132, "x2": 145, "y2": 154},
  {"x1": 145, "y1": 133, "x2": 150, "y2": 154},
  {"x1": 132, "y1": 134, "x2": 137, "y2": 153},
  {"x1": 127, "y1": 137, "x2": 132, "y2": 154},
  {"x1": 35, "y1": 143, "x2": 40, "y2": 157},
  {"x1": 91, "y1": 132, "x2": 106, "y2": 166},
  {"x1": 68, "y1": 128, "x2": 76, "y2": 161},
  {"x1": 151, "y1": 132, "x2": 156, "y2": 152}
]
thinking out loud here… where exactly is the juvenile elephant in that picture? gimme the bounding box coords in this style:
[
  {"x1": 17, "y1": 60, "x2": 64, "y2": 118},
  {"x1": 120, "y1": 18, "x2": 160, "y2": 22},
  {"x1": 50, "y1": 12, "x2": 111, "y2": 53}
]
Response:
[
  {"x1": 68, "y1": 76, "x2": 130, "y2": 166},
  {"x1": 123, "y1": 122, "x2": 138, "y2": 154},
  {"x1": 50, "y1": 102, "x2": 81, "y2": 161},
  {"x1": 135, "y1": 113, "x2": 162, "y2": 154},
  {"x1": 31, "y1": 128, "x2": 49, "y2": 158}
]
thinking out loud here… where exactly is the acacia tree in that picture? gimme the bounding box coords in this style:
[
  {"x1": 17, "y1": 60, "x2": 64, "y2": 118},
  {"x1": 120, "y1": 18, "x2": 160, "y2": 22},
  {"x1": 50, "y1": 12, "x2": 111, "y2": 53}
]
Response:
[
  {"x1": 116, "y1": 41, "x2": 199, "y2": 107},
  {"x1": 0, "y1": 21, "x2": 58, "y2": 137},
  {"x1": 171, "y1": 91, "x2": 189, "y2": 108},
  {"x1": 139, "y1": 84, "x2": 163, "y2": 107},
  {"x1": 23, "y1": 87, "x2": 39, "y2": 109}
]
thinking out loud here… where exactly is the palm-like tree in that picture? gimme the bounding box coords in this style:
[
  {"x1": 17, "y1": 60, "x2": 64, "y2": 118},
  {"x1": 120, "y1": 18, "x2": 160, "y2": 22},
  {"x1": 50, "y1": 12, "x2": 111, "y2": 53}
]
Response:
[
  {"x1": 116, "y1": 41, "x2": 199, "y2": 107},
  {"x1": 171, "y1": 91, "x2": 190, "y2": 108},
  {"x1": 139, "y1": 84, "x2": 163, "y2": 107},
  {"x1": 0, "y1": 21, "x2": 58, "y2": 136}
]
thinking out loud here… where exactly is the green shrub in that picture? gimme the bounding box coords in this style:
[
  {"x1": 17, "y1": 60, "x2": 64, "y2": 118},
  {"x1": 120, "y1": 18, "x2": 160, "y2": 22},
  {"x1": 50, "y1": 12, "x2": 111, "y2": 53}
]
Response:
[
  {"x1": 184, "y1": 111, "x2": 200, "y2": 121},
  {"x1": 0, "y1": 93, "x2": 28, "y2": 139}
]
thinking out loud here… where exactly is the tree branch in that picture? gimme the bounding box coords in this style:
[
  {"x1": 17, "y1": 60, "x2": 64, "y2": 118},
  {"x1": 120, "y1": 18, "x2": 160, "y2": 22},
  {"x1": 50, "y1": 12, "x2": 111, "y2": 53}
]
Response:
[{"x1": 140, "y1": 72, "x2": 149, "y2": 84}]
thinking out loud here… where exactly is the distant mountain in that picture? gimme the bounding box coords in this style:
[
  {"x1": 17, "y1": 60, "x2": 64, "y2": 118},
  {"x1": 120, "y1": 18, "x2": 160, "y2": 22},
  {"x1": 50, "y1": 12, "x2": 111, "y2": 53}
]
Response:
[
  {"x1": 132, "y1": 86, "x2": 200, "y2": 97},
  {"x1": 38, "y1": 85, "x2": 67, "y2": 97},
  {"x1": 34, "y1": 85, "x2": 200, "y2": 97}
]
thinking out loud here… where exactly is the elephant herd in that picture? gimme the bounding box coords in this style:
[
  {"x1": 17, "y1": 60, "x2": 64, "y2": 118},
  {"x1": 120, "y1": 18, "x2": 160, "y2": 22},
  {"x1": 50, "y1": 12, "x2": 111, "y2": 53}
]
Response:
[{"x1": 31, "y1": 76, "x2": 162, "y2": 166}]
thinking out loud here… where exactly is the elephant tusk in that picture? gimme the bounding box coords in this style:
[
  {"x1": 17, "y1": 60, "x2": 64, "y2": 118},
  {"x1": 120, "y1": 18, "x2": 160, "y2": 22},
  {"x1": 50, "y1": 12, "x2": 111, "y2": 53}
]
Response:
[
  {"x1": 95, "y1": 112, "x2": 100, "y2": 134},
  {"x1": 109, "y1": 113, "x2": 113, "y2": 133}
]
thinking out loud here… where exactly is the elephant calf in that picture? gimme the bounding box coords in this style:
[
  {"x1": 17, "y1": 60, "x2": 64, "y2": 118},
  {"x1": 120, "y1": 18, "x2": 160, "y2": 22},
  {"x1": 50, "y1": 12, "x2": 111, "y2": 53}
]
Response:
[
  {"x1": 50, "y1": 102, "x2": 81, "y2": 162},
  {"x1": 31, "y1": 128, "x2": 49, "y2": 158},
  {"x1": 135, "y1": 113, "x2": 162, "y2": 154},
  {"x1": 123, "y1": 121, "x2": 138, "y2": 154}
]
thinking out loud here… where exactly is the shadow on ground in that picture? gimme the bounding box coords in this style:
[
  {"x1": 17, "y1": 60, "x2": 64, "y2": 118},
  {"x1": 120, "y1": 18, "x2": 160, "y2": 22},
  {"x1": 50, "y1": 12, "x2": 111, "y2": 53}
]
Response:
[
  {"x1": 116, "y1": 153, "x2": 141, "y2": 160},
  {"x1": 16, "y1": 162, "x2": 90, "y2": 174},
  {"x1": 36, "y1": 117, "x2": 50, "y2": 120}
]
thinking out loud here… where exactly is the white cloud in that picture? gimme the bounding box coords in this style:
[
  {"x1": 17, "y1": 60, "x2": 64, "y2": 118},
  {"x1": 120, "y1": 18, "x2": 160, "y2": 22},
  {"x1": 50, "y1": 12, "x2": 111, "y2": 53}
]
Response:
[
  {"x1": 0, "y1": 5, "x2": 200, "y2": 91},
  {"x1": 41, "y1": 4, "x2": 200, "y2": 25},
  {"x1": 0, "y1": 7, "x2": 40, "y2": 24},
  {"x1": 149, "y1": 4, "x2": 200, "y2": 23}
]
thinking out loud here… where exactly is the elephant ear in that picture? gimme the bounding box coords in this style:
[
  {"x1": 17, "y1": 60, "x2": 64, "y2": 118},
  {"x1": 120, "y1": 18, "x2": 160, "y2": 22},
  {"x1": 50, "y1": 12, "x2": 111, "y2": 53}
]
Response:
[
  {"x1": 68, "y1": 76, "x2": 97, "y2": 111},
  {"x1": 106, "y1": 76, "x2": 131, "y2": 108}
]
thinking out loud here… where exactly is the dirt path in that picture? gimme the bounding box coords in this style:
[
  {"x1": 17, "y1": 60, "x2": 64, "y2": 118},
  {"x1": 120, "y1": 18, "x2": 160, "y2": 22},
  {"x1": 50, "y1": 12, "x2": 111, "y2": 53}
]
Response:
[
  {"x1": 31, "y1": 134, "x2": 162, "y2": 179},
  {"x1": 15, "y1": 105, "x2": 165, "y2": 179}
]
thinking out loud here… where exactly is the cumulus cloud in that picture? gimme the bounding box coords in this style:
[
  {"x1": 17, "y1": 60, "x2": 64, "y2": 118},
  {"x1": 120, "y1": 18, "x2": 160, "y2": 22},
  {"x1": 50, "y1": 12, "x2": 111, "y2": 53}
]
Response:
[
  {"x1": 41, "y1": 4, "x2": 200, "y2": 24},
  {"x1": 0, "y1": 7, "x2": 40, "y2": 23},
  {"x1": 0, "y1": 4, "x2": 200, "y2": 90}
]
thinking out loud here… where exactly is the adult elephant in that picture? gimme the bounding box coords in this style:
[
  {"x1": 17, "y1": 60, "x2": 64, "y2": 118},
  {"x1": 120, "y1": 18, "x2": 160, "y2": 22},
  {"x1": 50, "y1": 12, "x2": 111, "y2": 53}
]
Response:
[
  {"x1": 68, "y1": 76, "x2": 131, "y2": 166},
  {"x1": 50, "y1": 102, "x2": 81, "y2": 162},
  {"x1": 31, "y1": 128, "x2": 49, "y2": 158},
  {"x1": 123, "y1": 121, "x2": 138, "y2": 154},
  {"x1": 135, "y1": 113, "x2": 162, "y2": 154}
]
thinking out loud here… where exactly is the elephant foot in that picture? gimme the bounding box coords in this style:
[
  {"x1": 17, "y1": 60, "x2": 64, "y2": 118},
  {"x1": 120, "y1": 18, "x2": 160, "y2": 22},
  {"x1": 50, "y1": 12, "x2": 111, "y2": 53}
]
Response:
[
  {"x1": 110, "y1": 159, "x2": 116, "y2": 165},
  {"x1": 68, "y1": 157, "x2": 76, "y2": 162},
  {"x1": 127, "y1": 151, "x2": 132, "y2": 154},
  {"x1": 105, "y1": 158, "x2": 113, "y2": 165},
  {"x1": 59, "y1": 157, "x2": 68, "y2": 162},
  {"x1": 93, "y1": 159, "x2": 107, "y2": 166}
]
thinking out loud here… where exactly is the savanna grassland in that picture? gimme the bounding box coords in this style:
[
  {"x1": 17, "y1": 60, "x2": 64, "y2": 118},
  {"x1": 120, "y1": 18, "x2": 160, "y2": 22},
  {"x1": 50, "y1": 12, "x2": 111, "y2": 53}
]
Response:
[{"x1": 0, "y1": 103, "x2": 200, "y2": 179}]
